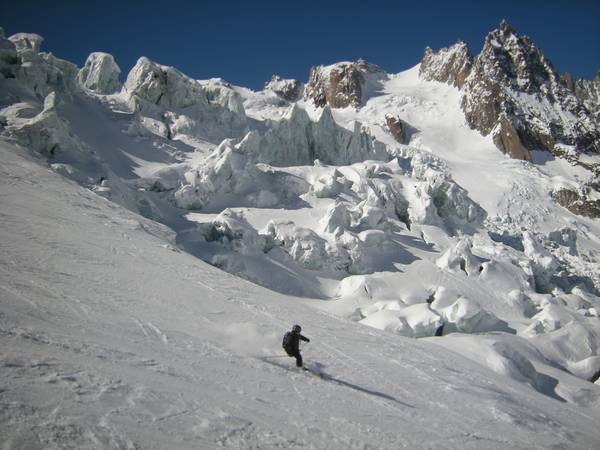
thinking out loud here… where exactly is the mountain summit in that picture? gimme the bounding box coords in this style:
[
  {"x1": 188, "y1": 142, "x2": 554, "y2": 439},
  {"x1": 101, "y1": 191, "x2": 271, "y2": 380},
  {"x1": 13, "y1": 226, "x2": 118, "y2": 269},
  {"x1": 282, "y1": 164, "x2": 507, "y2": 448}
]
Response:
[{"x1": 421, "y1": 20, "x2": 599, "y2": 163}]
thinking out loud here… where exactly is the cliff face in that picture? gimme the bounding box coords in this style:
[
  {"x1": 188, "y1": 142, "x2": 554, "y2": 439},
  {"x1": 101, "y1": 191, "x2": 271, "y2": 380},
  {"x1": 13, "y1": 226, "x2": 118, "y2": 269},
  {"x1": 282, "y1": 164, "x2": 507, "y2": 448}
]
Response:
[
  {"x1": 571, "y1": 71, "x2": 600, "y2": 122},
  {"x1": 419, "y1": 21, "x2": 599, "y2": 163},
  {"x1": 460, "y1": 20, "x2": 599, "y2": 160},
  {"x1": 419, "y1": 41, "x2": 472, "y2": 89},
  {"x1": 304, "y1": 59, "x2": 384, "y2": 109}
]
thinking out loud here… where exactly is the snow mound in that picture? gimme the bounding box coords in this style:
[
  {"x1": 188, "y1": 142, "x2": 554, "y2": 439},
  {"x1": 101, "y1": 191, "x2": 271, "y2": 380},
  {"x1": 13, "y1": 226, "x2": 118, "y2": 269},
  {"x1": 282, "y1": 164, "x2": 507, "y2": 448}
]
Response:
[
  {"x1": 6, "y1": 32, "x2": 78, "y2": 98},
  {"x1": 124, "y1": 57, "x2": 207, "y2": 109},
  {"x1": 8, "y1": 32, "x2": 43, "y2": 53},
  {"x1": 124, "y1": 58, "x2": 247, "y2": 143},
  {"x1": 173, "y1": 135, "x2": 307, "y2": 210},
  {"x1": 5, "y1": 91, "x2": 89, "y2": 161},
  {"x1": 436, "y1": 238, "x2": 482, "y2": 276},
  {"x1": 359, "y1": 303, "x2": 442, "y2": 337},
  {"x1": 203, "y1": 209, "x2": 266, "y2": 255},
  {"x1": 264, "y1": 75, "x2": 303, "y2": 102},
  {"x1": 408, "y1": 157, "x2": 487, "y2": 232},
  {"x1": 522, "y1": 231, "x2": 560, "y2": 293},
  {"x1": 77, "y1": 52, "x2": 121, "y2": 94},
  {"x1": 200, "y1": 78, "x2": 246, "y2": 115},
  {"x1": 438, "y1": 296, "x2": 510, "y2": 333}
]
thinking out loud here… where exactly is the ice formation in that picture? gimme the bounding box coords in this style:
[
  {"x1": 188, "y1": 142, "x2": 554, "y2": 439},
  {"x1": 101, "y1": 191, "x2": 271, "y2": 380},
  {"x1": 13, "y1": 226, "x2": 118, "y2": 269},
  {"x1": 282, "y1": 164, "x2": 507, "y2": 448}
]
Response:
[
  {"x1": 77, "y1": 52, "x2": 121, "y2": 94},
  {"x1": 1, "y1": 22, "x2": 600, "y2": 446}
]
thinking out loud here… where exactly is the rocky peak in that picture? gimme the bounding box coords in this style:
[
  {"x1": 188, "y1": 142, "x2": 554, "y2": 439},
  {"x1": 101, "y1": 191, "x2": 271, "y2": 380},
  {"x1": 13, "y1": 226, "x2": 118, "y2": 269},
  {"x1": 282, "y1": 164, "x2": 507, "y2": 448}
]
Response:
[
  {"x1": 354, "y1": 58, "x2": 383, "y2": 74},
  {"x1": 419, "y1": 41, "x2": 473, "y2": 89},
  {"x1": 498, "y1": 19, "x2": 511, "y2": 32},
  {"x1": 264, "y1": 75, "x2": 303, "y2": 102},
  {"x1": 304, "y1": 59, "x2": 384, "y2": 109},
  {"x1": 571, "y1": 71, "x2": 600, "y2": 122},
  {"x1": 476, "y1": 20, "x2": 557, "y2": 95},
  {"x1": 461, "y1": 20, "x2": 599, "y2": 160}
]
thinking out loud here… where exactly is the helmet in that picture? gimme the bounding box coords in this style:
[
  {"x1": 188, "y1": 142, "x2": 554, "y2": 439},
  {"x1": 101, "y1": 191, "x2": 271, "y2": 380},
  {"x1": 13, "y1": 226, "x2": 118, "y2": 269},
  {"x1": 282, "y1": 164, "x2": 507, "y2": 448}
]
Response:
[{"x1": 292, "y1": 324, "x2": 301, "y2": 333}]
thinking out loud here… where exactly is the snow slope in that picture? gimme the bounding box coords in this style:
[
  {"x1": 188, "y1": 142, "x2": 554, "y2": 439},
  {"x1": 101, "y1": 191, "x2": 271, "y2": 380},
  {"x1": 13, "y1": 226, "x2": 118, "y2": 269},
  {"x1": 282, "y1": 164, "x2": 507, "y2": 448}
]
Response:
[
  {"x1": 2, "y1": 25, "x2": 600, "y2": 448},
  {"x1": 2, "y1": 141, "x2": 600, "y2": 449}
]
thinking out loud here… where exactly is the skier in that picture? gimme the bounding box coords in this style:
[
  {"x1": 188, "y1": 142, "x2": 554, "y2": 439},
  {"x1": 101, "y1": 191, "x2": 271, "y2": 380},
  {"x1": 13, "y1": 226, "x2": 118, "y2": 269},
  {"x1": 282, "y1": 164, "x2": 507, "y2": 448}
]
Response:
[{"x1": 282, "y1": 324, "x2": 310, "y2": 367}]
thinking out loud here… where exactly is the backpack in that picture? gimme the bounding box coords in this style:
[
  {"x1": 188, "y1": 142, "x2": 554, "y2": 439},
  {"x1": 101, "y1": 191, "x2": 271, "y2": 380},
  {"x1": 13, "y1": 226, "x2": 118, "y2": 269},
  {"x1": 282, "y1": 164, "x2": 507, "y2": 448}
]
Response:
[{"x1": 282, "y1": 332, "x2": 293, "y2": 355}]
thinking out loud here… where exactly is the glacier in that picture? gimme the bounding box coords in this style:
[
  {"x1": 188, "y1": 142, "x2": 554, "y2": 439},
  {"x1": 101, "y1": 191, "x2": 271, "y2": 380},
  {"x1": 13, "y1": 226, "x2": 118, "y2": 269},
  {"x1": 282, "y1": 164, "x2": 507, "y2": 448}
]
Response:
[{"x1": 1, "y1": 21, "x2": 600, "y2": 448}]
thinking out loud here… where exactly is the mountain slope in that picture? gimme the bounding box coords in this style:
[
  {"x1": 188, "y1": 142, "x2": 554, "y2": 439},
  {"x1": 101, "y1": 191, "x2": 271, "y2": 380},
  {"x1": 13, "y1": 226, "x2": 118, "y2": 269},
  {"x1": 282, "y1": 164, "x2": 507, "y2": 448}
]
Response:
[
  {"x1": 2, "y1": 141, "x2": 600, "y2": 448},
  {"x1": 2, "y1": 21, "x2": 600, "y2": 448}
]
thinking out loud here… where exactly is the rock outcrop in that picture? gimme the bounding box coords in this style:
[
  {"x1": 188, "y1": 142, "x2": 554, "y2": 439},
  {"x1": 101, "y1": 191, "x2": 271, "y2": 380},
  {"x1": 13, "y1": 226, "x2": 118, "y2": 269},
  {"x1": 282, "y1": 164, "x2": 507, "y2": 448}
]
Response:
[
  {"x1": 419, "y1": 41, "x2": 472, "y2": 89},
  {"x1": 552, "y1": 189, "x2": 600, "y2": 219},
  {"x1": 264, "y1": 75, "x2": 303, "y2": 102},
  {"x1": 385, "y1": 114, "x2": 409, "y2": 144},
  {"x1": 78, "y1": 52, "x2": 121, "y2": 94},
  {"x1": 460, "y1": 20, "x2": 599, "y2": 160},
  {"x1": 304, "y1": 59, "x2": 384, "y2": 108},
  {"x1": 491, "y1": 113, "x2": 532, "y2": 160},
  {"x1": 570, "y1": 71, "x2": 600, "y2": 122}
]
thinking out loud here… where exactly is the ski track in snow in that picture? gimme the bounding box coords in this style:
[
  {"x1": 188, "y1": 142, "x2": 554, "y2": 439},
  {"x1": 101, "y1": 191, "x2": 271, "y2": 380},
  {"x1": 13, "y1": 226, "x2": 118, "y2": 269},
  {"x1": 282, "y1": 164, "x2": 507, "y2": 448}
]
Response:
[{"x1": 2, "y1": 134, "x2": 599, "y2": 448}]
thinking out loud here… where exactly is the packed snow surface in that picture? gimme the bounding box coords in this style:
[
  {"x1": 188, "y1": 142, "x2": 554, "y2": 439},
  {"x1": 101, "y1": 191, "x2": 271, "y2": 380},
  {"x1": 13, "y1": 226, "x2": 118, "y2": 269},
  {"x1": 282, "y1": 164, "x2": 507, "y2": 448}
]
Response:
[
  {"x1": 1, "y1": 28, "x2": 600, "y2": 448},
  {"x1": 3, "y1": 141, "x2": 600, "y2": 449}
]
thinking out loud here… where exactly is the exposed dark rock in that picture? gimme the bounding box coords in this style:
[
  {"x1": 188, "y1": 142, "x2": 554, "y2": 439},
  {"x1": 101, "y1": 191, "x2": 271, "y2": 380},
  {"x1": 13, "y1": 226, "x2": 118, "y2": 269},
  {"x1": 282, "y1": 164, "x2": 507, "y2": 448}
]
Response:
[
  {"x1": 562, "y1": 72, "x2": 575, "y2": 91},
  {"x1": 460, "y1": 20, "x2": 599, "y2": 162},
  {"x1": 419, "y1": 41, "x2": 473, "y2": 89},
  {"x1": 304, "y1": 59, "x2": 384, "y2": 109},
  {"x1": 492, "y1": 113, "x2": 532, "y2": 161},
  {"x1": 553, "y1": 189, "x2": 600, "y2": 218},
  {"x1": 572, "y1": 71, "x2": 600, "y2": 122},
  {"x1": 305, "y1": 63, "x2": 362, "y2": 108},
  {"x1": 264, "y1": 75, "x2": 303, "y2": 102},
  {"x1": 385, "y1": 114, "x2": 408, "y2": 144}
]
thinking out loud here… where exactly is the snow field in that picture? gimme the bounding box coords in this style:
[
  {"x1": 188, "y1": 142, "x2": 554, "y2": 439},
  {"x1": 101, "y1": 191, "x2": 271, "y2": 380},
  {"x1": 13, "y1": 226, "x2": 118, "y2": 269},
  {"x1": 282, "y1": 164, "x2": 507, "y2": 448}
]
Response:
[
  {"x1": 2, "y1": 142, "x2": 600, "y2": 448},
  {"x1": 1, "y1": 27, "x2": 600, "y2": 447}
]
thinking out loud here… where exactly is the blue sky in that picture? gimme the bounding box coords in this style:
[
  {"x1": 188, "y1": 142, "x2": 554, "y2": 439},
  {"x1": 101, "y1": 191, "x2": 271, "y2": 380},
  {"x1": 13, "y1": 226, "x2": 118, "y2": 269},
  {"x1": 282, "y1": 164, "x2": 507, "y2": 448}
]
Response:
[{"x1": 3, "y1": 0, "x2": 599, "y2": 89}]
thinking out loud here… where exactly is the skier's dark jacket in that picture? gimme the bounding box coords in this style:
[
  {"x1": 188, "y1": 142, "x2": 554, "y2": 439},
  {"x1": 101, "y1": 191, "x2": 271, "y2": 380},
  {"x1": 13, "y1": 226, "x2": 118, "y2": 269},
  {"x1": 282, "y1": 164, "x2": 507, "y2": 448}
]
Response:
[{"x1": 283, "y1": 330, "x2": 309, "y2": 355}]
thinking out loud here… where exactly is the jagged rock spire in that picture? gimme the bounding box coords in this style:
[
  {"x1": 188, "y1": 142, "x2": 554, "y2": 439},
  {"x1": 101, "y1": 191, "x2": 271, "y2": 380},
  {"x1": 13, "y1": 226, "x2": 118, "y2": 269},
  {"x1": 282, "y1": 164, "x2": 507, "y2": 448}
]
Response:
[
  {"x1": 419, "y1": 41, "x2": 473, "y2": 89},
  {"x1": 460, "y1": 20, "x2": 599, "y2": 160}
]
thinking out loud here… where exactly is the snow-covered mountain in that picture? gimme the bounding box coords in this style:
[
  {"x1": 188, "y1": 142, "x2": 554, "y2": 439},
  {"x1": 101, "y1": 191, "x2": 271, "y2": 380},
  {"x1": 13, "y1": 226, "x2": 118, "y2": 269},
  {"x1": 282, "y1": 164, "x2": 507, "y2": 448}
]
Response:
[
  {"x1": 421, "y1": 21, "x2": 600, "y2": 163},
  {"x1": 1, "y1": 21, "x2": 600, "y2": 448}
]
